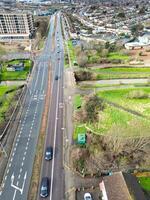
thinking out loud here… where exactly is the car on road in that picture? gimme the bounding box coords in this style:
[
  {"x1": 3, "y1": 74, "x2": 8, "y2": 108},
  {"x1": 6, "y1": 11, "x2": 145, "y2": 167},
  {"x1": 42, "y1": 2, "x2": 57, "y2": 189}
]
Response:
[
  {"x1": 84, "y1": 193, "x2": 92, "y2": 200},
  {"x1": 55, "y1": 75, "x2": 59, "y2": 80},
  {"x1": 40, "y1": 177, "x2": 49, "y2": 198},
  {"x1": 45, "y1": 146, "x2": 53, "y2": 160}
]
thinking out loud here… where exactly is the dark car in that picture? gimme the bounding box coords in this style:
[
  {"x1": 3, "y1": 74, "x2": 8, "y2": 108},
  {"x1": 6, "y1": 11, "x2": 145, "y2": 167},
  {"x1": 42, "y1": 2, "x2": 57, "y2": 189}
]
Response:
[
  {"x1": 55, "y1": 75, "x2": 59, "y2": 80},
  {"x1": 40, "y1": 177, "x2": 49, "y2": 198},
  {"x1": 45, "y1": 146, "x2": 53, "y2": 160}
]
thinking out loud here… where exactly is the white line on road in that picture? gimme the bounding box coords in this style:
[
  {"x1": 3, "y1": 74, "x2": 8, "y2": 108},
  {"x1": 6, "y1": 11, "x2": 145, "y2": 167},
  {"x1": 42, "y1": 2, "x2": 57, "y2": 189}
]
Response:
[
  {"x1": 7, "y1": 169, "x2": 9, "y2": 174},
  {"x1": 49, "y1": 51, "x2": 61, "y2": 200},
  {"x1": 13, "y1": 189, "x2": 17, "y2": 200}
]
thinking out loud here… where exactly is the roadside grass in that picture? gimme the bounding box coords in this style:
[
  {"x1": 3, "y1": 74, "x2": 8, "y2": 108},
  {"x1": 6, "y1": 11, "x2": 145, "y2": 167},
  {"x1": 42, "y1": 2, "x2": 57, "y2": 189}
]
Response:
[
  {"x1": 98, "y1": 88, "x2": 150, "y2": 117},
  {"x1": 138, "y1": 177, "x2": 150, "y2": 191},
  {"x1": 64, "y1": 41, "x2": 69, "y2": 68},
  {"x1": 107, "y1": 52, "x2": 129, "y2": 61},
  {"x1": 67, "y1": 40, "x2": 77, "y2": 66},
  {"x1": 73, "y1": 94, "x2": 83, "y2": 110},
  {"x1": 1, "y1": 59, "x2": 32, "y2": 81},
  {"x1": 0, "y1": 86, "x2": 18, "y2": 123}
]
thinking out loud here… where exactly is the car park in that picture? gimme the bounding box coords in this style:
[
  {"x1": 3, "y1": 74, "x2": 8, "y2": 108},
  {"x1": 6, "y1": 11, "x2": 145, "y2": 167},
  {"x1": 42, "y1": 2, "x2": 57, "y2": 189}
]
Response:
[{"x1": 40, "y1": 177, "x2": 49, "y2": 198}]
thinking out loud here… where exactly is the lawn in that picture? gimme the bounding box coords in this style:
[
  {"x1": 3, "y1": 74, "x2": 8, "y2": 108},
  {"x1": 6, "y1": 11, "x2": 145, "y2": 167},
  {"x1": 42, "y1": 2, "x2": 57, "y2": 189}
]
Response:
[
  {"x1": 1, "y1": 59, "x2": 32, "y2": 81},
  {"x1": 107, "y1": 52, "x2": 129, "y2": 61},
  {"x1": 0, "y1": 86, "x2": 18, "y2": 123},
  {"x1": 73, "y1": 94, "x2": 83, "y2": 110},
  {"x1": 98, "y1": 88, "x2": 150, "y2": 117},
  {"x1": 138, "y1": 177, "x2": 150, "y2": 191}
]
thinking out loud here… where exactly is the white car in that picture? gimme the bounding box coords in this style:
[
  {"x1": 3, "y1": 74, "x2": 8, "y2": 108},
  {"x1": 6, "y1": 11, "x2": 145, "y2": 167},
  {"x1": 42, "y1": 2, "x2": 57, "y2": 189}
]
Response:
[{"x1": 84, "y1": 193, "x2": 92, "y2": 200}]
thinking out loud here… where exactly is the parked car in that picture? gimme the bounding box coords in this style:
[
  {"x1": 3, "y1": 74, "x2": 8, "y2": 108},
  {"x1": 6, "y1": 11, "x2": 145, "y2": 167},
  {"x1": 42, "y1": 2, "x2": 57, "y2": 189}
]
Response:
[
  {"x1": 45, "y1": 146, "x2": 53, "y2": 160},
  {"x1": 40, "y1": 177, "x2": 49, "y2": 198},
  {"x1": 84, "y1": 193, "x2": 92, "y2": 200}
]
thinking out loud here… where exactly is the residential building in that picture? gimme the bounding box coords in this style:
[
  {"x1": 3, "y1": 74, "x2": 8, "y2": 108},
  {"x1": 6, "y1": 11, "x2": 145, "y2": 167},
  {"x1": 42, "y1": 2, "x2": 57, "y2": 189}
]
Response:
[
  {"x1": 0, "y1": 13, "x2": 35, "y2": 41},
  {"x1": 99, "y1": 172, "x2": 146, "y2": 200}
]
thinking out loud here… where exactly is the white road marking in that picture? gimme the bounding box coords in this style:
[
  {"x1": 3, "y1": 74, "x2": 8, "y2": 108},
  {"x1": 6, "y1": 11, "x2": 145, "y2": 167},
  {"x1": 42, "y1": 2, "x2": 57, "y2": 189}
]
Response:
[
  {"x1": 50, "y1": 51, "x2": 61, "y2": 200},
  {"x1": 20, "y1": 168, "x2": 22, "y2": 173},
  {"x1": 12, "y1": 189, "x2": 17, "y2": 200},
  {"x1": 7, "y1": 169, "x2": 9, "y2": 174},
  {"x1": 21, "y1": 162, "x2": 24, "y2": 167}
]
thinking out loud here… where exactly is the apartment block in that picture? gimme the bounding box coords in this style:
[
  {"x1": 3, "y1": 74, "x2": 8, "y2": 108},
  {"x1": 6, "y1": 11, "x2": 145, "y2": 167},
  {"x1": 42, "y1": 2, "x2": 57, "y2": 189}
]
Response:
[{"x1": 0, "y1": 13, "x2": 35, "y2": 41}]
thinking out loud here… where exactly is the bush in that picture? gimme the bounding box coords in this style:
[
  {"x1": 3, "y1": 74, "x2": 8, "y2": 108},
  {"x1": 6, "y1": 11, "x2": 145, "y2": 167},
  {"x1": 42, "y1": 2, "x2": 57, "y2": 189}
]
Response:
[
  {"x1": 77, "y1": 52, "x2": 88, "y2": 67},
  {"x1": 74, "y1": 70, "x2": 93, "y2": 81},
  {"x1": 127, "y1": 90, "x2": 149, "y2": 99}
]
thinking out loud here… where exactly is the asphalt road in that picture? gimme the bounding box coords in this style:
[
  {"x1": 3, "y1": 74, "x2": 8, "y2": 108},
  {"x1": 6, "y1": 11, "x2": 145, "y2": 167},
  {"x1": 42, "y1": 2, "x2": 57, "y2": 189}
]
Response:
[
  {"x1": 0, "y1": 14, "x2": 56, "y2": 200},
  {"x1": 38, "y1": 13, "x2": 65, "y2": 200}
]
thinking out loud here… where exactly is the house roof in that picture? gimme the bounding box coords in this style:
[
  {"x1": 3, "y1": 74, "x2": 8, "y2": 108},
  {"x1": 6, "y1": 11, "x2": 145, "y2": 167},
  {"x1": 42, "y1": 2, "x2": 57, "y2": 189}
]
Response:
[{"x1": 100, "y1": 171, "x2": 146, "y2": 200}]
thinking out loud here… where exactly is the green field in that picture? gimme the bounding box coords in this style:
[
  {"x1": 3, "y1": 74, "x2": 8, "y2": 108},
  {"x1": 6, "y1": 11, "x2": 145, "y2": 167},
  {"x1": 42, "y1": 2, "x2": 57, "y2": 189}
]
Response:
[
  {"x1": 74, "y1": 103, "x2": 149, "y2": 138},
  {"x1": 0, "y1": 86, "x2": 18, "y2": 123},
  {"x1": 138, "y1": 177, "x2": 150, "y2": 191},
  {"x1": 98, "y1": 88, "x2": 150, "y2": 117},
  {"x1": 1, "y1": 59, "x2": 32, "y2": 81}
]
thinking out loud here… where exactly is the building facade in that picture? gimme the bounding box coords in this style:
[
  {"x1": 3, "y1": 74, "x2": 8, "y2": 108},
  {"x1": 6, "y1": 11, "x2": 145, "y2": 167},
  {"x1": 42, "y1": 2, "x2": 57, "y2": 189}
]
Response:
[{"x1": 0, "y1": 13, "x2": 35, "y2": 41}]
